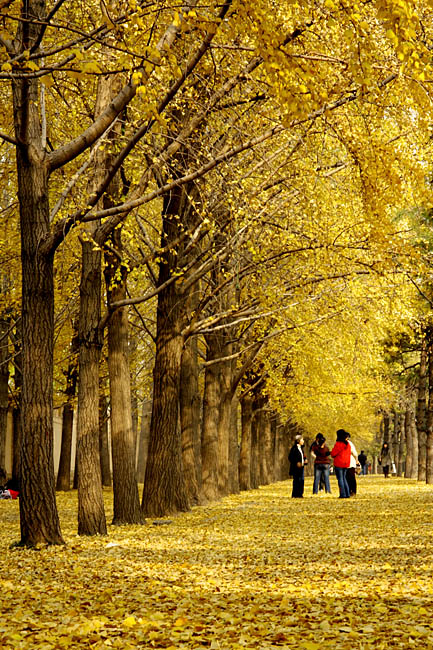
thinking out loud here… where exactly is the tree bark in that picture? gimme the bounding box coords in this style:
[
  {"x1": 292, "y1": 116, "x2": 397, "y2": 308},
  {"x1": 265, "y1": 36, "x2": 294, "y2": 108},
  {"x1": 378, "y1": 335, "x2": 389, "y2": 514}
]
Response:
[
  {"x1": 105, "y1": 229, "x2": 143, "y2": 525},
  {"x1": 229, "y1": 395, "x2": 240, "y2": 494},
  {"x1": 13, "y1": 11, "x2": 63, "y2": 542},
  {"x1": 77, "y1": 238, "x2": 107, "y2": 535},
  {"x1": 417, "y1": 336, "x2": 427, "y2": 482},
  {"x1": 141, "y1": 199, "x2": 189, "y2": 517},
  {"x1": 0, "y1": 315, "x2": 9, "y2": 471},
  {"x1": 201, "y1": 335, "x2": 221, "y2": 503},
  {"x1": 136, "y1": 397, "x2": 151, "y2": 484},
  {"x1": 56, "y1": 330, "x2": 78, "y2": 491},
  {"x1": 239, "y1": 394, "x2": 253, "y2": 491},
  {"x1": 180, "y1": 336, "x2": 201, "y2": 506},
  {"x1": 99, "y1": 394, "x2": 112, "y2": 487},
  {"x1": 426, "y1": 327, "x2": 433, "y2": 484},
  {"x1": 397, "y1": 412, "x2": 405, "y2": 477}
]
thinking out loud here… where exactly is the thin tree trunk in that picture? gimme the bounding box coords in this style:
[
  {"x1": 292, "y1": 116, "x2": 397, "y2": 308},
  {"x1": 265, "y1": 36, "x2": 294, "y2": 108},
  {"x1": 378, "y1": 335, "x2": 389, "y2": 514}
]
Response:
[
  {"x1": 99, "y1": 394, "x2": 112, "y2": 487},
  {"x1": 136, "y1": 397, "x2": 151, "y2": 484},
  {"x1": 397, "y1": 412, "x2": 405, "y2": 477},
  {"x1": 229, "y1": 395, "x2": 240, "y2": 494},
  {"x1": 417, "y1": 336, "x2": 427, "y2": 481},
  {"x1": 250, "y1": 397, "x2": 260, "y2": 489},
  {"x1": 11, "y1": 318, "x2": 22, "y2": 482},
  {"x1": 239, "y1": 394, "x2": 253, "y2": 491},
  {"x1": 404, "y1": 407, "x2": 416, "y2": 478},
  {"x1": 180, "y1": 336, "x2": 200, "y2": 506},
  {"x1": 0, "y1": 315, "x2": 9, "y2": 470},
  {"x1": 56, "y1": 330, "x2": 78, "y2": 491},
  {"x1": 426, "y1": 327, "x2": 433, "y2": 484},
  {"x1": 200, "y1": 336, "x2": 221, "y2": 503}
]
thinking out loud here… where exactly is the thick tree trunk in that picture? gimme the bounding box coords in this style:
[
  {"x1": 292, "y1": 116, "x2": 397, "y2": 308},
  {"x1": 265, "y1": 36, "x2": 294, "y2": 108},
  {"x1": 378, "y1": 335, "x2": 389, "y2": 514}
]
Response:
[
  {"x1": 141, "y1": 316, "x2": 188, "y2": 516},
  {"x1": 239, "y1": 394, "x2": 253, "y2": 491},
  {"x1": 13, "y1": 40, "x2": 63, "y2": 543},
  {"x1": 77, "y1": 239, "x2": 107, "y2": 535},
  {"x1": 105, "y1": 231, "x2": 143, "y2": 525},
  {"x1": 141, "y1": 227, "x2": 189, "y2": 515},
  {"x1": 180, "y1": 336, "x2": 201, "y2": 506},
  {"x1": 417, "y1": 337, "x2": 427, "y2": 482}
]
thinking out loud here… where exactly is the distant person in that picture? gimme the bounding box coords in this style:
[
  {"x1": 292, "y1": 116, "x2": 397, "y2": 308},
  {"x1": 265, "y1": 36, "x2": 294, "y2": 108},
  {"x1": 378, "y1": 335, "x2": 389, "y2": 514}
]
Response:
[
  {"x1": 331, "y1": 429, "x2": 351, "y2": 498},
  {"x1": 310, "y1": 433, "x2": 331, "y2": 495},
  {"x1": 345, "y1": 432, "x2": 360, "y2": 496},
  {"x1": 288, "y1": 434, "x2": 307, "y2": 498},
  {"x1": 358, "y1": 450, "x2": 368, "y2": 475},
  {"x1": 379, "y1": 441, "x2": 393, "y2": 478}
]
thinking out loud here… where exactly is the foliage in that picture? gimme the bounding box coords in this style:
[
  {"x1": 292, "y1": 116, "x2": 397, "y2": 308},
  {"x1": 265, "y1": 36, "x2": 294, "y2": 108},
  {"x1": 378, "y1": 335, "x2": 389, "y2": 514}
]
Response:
[{"x1": 1, "y1": 477, "x2": 433, "y2": 648}]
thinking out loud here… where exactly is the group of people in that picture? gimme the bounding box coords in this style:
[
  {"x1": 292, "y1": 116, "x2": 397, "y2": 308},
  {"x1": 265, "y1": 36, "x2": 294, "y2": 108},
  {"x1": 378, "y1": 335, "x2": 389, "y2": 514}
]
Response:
[
  {"x1": 288, "y1": 430, "x2": 367, "y2": 499},
  {"x1": 0, "y1": 468, "x2": 19, "y2": 500}
]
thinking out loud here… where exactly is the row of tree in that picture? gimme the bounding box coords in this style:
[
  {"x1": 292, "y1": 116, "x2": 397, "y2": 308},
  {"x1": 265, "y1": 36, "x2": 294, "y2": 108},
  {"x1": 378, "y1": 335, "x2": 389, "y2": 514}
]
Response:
[{"x1": 1, "y1": 0, "x2": 433, "y2": 545}]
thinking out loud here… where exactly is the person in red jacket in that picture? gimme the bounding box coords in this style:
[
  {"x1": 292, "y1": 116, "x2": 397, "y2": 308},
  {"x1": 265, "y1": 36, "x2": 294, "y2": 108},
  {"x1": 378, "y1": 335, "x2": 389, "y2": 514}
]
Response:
[{"x1": 331, "y1": 429, "x2": 351, "y2": 498}]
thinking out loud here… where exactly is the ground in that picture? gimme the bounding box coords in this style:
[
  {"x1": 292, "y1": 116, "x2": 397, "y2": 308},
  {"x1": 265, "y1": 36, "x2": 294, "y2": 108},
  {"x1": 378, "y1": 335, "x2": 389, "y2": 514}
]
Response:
[{"x1": 1, "y1": 475, "x2": 433, "y2": 649}]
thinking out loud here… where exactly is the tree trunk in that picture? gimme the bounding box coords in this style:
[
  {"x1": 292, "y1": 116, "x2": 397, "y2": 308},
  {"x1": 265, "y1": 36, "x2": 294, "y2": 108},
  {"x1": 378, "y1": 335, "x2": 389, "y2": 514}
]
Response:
[
  {"x1": 11, "y1": 318, "x2": 22, "y2": 482},
  {"x1": 77, "y1": 238, "x2": 107, "y2": 535},
  {"x1": 201, "y1": 336, "x2": 221, "y2": 503},
  {"x1": 426, "y1": 327, "x2": 433, "y2": 484},
  {"x1": 397, "y1": 412, "x2": 405, "y2": 477},
  {"x1": 239, "y1": 394, "x2": 253, "y2": 491},
  {"x1": 404, "y1": 406, "x2": 418, "y2": 479},
  {"x1": 417, "y1": 336, "x2": 427, "y2": 481},
  {"x1": 13, "y1": 35, "x2": 63, "y2": 543},
  {"x1": 136, "y1": 397, "x2": 151, "y2": 484},
  {"x1": 99, "y1": 394, "x2": 112, "y2": 487},
  {"x1": 56, "y1": 331, "x2": 78, "y2": 491},
  {"x1": 105, "y1": 229, "x2": 143, "y2": 525},
  {"x1": 141, "y1": 226, "x2": 189, "y2": 515},
  {"x1": 180, "y1": 336, "x2": 201, "y2": 506},
  {"x1": 229, "y1": 395, "x2": 240, "y2": 494},
  {"x1": 250, "y1": 397, "x2": 260, "y2": 489},
  {"x1": 0, "y1": 315, "x2": 9, "y2": 470}
]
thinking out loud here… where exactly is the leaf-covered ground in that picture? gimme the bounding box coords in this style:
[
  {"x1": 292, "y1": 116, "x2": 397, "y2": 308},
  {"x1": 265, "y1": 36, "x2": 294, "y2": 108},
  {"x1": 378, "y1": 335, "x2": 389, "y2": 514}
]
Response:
[{"x1": 1, "y1": 476, "x2": 433, "y2": 649}]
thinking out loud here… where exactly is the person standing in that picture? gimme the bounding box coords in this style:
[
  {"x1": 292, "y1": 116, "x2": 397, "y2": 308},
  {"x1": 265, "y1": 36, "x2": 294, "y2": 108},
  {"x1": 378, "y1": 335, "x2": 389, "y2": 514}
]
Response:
[
  {"x1": 345, "y1": 432, "x2": 359, "y2": 496},
  {"x1": 358, "y1": 450, "x2": 367, "y2": 475},
  {"x1": 379, "y1": 441, "x2": 393, "y2": 478},
  {"x1": 331, "y1": 429, "x2": 351, "y2": 498},
  {"x1": 310, "y1": 433, "x2": 331, "y2": 494},
  {"x1": 288, "y1": 434, "x2": 307, "y2": 498}
]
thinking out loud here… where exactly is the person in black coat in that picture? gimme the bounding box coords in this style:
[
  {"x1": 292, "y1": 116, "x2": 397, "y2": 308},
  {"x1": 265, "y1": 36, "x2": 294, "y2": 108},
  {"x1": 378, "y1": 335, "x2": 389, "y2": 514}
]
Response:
[{"x1": 288, "y1": 434, "x2": 307, "y2": 498}]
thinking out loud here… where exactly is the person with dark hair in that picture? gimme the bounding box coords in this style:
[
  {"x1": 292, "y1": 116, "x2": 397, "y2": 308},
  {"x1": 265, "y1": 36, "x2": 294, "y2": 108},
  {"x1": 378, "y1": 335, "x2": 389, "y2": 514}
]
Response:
[
  {"x1": 310, "y1": 433, "x2": 331, "y2": 495},
  {"x1": 288, "y1": 434, "x2": 307, "y2": 498},
  {"x1": 345, "y1": 432, "x2": 360, "y2": 496},
  {"x1": 379, "y1": 442, "x2": 393, "y2": 478},
  {"x1": 358, "y1": 450, "x2": 367, "y2": 475},
  {"x1": 331, "y1": 429, "x2": 351, "y2": 498}
]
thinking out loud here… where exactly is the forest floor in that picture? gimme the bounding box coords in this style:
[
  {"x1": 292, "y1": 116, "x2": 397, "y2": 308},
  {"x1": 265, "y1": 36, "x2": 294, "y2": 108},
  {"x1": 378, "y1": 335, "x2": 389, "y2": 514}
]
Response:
[{"x1": 1, "y1": 476, "x2": 433, "y2": 649}]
